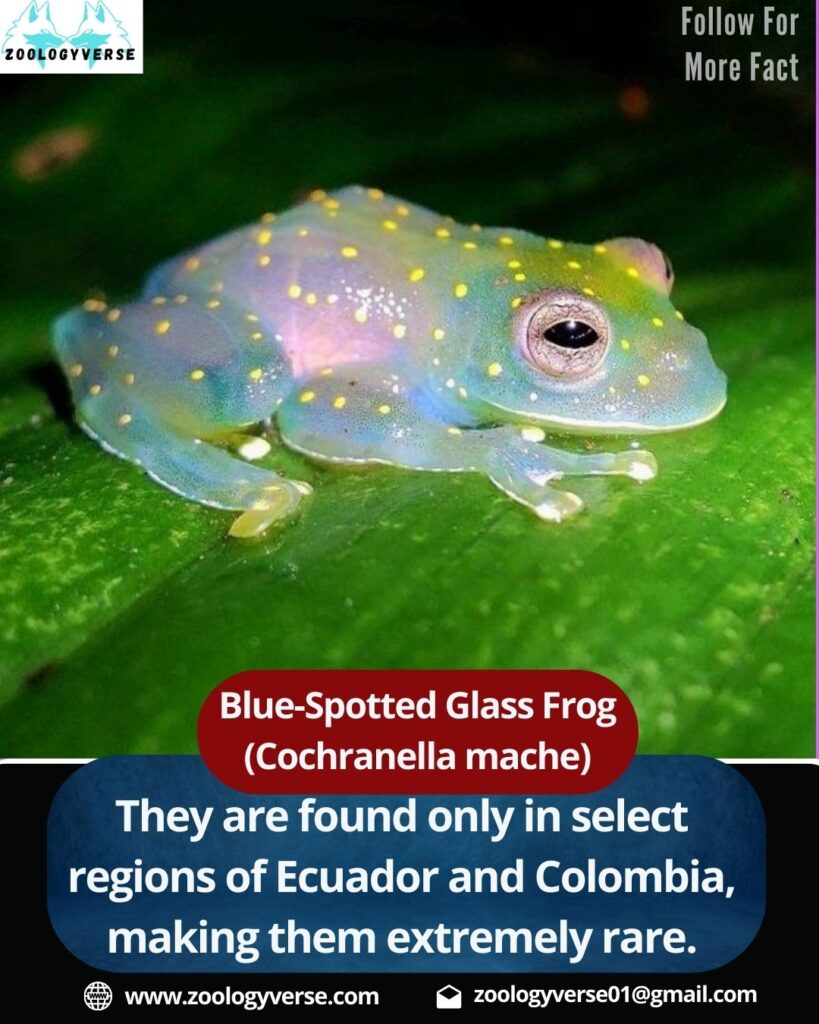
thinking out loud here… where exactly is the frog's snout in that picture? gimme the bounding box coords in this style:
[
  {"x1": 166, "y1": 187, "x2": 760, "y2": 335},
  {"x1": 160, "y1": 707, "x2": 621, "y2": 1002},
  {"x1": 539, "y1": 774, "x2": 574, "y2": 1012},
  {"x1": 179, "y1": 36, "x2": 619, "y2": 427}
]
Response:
[
  {"x1": 670, "y1": 326, "x2": 727, "y2": 428},
  {"x1": 695, "y1": 327, "x2": 726, "y2": 400}
]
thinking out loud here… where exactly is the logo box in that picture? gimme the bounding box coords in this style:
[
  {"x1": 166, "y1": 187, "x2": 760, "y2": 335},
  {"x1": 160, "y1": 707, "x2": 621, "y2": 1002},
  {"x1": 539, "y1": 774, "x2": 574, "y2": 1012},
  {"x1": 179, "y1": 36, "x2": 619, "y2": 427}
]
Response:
[{"x1": 1, "y1": 0, "x2": 143, "y2": 73}]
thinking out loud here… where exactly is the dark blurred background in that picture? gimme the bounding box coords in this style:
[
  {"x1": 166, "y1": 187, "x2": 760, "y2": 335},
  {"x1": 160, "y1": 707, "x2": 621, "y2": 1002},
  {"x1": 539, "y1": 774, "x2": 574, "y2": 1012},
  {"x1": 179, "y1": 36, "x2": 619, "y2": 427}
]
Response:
[{"x1": 0, "y1": 0, "x2": 813, "y2": 309}]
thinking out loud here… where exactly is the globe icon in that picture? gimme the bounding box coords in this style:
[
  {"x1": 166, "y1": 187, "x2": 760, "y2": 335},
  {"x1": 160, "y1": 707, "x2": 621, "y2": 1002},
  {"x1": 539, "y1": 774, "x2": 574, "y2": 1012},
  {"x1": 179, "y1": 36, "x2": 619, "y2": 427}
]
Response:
[{"x1": 83, "y1": 981, "x2": 113, "y2": 1012}]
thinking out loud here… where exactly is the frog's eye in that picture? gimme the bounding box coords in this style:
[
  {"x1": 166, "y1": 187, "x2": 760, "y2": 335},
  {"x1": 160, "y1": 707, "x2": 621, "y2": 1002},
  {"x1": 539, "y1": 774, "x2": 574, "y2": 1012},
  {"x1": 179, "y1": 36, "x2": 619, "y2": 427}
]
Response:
[
  {"x1": 542, "y1": 319, "x2": 599, "y2": 349},
  {"x1": 662, "y1": 251, "x2": 675, "y2": 290},
  {"x1": 521, "y1": 294, "x2": 609, "y2": 378},
  {"x1": 604, "y1": 237, "x2": 674, "y2": 296}
]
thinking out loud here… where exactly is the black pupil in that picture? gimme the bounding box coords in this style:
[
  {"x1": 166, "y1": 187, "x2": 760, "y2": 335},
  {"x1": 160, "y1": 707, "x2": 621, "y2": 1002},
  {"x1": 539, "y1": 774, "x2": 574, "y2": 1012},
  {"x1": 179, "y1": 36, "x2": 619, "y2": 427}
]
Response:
[{"x1": 543, "y1": 319, "x2": 599, "y2": 349}]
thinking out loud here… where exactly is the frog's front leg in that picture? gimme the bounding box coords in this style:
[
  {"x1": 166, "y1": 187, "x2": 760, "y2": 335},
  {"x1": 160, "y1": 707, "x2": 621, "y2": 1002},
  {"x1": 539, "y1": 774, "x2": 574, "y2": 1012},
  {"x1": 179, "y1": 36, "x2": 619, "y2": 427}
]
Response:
[
  {"x1": 277, "y1": 367, "x2": 656, "y2": 521},
  {"x1": 482, "y1": 434, "x2": 656, "y2": 520}
]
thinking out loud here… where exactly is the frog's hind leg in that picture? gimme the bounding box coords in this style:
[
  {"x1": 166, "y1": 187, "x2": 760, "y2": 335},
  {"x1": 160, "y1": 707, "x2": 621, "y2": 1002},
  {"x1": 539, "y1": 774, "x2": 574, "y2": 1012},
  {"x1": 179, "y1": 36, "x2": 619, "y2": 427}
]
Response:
[
  {"x1": 54, "y1": 300, "x2": 310, "y2": 536},
  {"x1": 78, "y1": 390, "x2": 308, "y2": 536}
]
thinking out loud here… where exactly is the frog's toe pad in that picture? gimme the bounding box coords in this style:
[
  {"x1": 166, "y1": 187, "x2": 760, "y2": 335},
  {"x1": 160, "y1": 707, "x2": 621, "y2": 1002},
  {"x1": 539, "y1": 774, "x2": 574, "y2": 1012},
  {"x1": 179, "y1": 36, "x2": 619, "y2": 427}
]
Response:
[
  {"x1": 228, "y1": 480, "x2": 312, "y2": 538},
  {"x1": 625, "y1": 450, "x2": 658, "y2": 483},
  {"x1": 534, "y1": 490, "x2": 584, "y2": 523}
]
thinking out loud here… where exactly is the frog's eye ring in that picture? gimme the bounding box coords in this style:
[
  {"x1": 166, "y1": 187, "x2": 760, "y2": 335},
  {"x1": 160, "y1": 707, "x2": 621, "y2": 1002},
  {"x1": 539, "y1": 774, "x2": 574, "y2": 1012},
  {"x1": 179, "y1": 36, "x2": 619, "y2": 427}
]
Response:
[{"x1": 521, "y1": 292, "x2": 610, "y2": 378}]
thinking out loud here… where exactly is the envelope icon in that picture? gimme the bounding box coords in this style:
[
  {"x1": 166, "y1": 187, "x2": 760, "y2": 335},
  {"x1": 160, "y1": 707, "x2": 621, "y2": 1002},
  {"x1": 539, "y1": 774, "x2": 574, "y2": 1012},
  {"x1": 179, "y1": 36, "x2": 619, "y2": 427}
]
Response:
[{"x1": 436, "y1": 985, "x2": 462, "y2": 1009}]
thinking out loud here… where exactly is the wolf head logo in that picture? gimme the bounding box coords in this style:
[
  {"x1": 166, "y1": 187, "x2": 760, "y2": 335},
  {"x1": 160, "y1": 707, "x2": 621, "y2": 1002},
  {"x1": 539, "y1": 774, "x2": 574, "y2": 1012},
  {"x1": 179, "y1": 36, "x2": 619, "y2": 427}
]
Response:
[
  {"x1": 3, "y1": 1, "x2": 64, "y2": 67},
  {"x1": 69, "y1": 1, "x2": 131, "y2": 66}
]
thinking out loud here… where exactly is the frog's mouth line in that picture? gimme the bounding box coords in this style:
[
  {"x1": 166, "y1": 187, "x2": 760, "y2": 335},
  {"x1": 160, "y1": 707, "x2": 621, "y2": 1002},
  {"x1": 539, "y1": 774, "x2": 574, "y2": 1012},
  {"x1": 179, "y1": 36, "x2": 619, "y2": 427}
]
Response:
[{"x1": 492, "y1": 393, "x2": 728, "y2": 435}]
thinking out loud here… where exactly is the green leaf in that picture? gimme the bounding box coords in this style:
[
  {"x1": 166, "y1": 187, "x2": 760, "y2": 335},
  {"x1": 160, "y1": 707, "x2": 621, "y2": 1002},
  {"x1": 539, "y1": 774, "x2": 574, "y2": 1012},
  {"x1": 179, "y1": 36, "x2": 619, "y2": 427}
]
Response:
[{"x1": 0, "y1": 52, "x2": 813, "y2": 756}]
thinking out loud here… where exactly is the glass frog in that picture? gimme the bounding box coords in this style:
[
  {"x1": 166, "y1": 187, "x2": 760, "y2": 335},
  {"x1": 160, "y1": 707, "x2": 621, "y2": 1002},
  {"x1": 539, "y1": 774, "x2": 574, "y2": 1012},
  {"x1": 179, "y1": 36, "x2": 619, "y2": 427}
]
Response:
[{"x1": 53, "y1": 186, "x2": 726, "y2": 537}]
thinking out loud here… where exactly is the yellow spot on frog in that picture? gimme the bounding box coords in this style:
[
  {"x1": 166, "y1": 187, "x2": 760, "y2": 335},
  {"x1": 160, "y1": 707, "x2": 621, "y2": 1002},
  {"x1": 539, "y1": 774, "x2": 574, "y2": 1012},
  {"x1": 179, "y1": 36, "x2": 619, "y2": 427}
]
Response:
[
  {"x1": 257, "y1": 254, "x2": 271, "y2": 267},
  {"x1": 206, "y1": 298, "x2": 221, "y2": 309},
  {"x1": 462, "y1": 241, "x2": 478, "y2": 250},
  {"x1": 432, "y1": 327, "x2": 445, "y2": 341},
  {"x1": 511, "y1": 296, "x2": 523, "y2": 308},
  {"x1": 297, "y1": 227, "x2": 309, "y2": 237},
  {"x1": 124, "y1": 373, "x2": 135, "y2": 386},
  {"x1": 487, "y1": 362, "x2": 503, "y2": 377},
  {"x1": 620, "y1": 339, "x2": 632, "y2": 350},
  {"x1": 174, "y1": 294, "x2": 188, "y2": 304},
  {"x1": 354, "y1": 305, "x2": 368, "y2": 323},
  {"x1": 299, "y1": 390, "x2": 315, "y2": 403},
  {"x1": 248, "y1": 368, "x2": 263, "y2": 381},
  {"x1": 117, "y1": 413, "x2": 132, "y2": 426},
  {"x1": 675, "y1": 310, "x2": 685, "y2": 321},
  {"x1": 566, "y1": 260, "x2": 582, "y2": 270},
  {"x1": 190, "y1": 369, "x2": 205, "y2": 381},
  {"x1": 305, "y1": 292, "x2": 317, "y2": 305},
  {"x1": 447, "y1": 427, "x2": 462, "y2": 435},
  {"x1": 507, "y1": 260, "x2": 522, "y2": 269},
  {"x1": 287, "y1": 284, "x2": 302, "y2": 299},
  {"x1": 514, "y1": 273, "x2": 526, "y2": 282},
  {"x1": 626, "y1": 266, "x2": 639, "y2": 278},
  {"x1": 367, "y1": 187, "x2": 384, "y2": 200},
  {"x1": 582, "y1": 287, "x2": 596, "y2": 296},
  {"x1": 341, "y1": 246, "x2": 358, "y2": 258},
  {"x1": 106, "y1": 308, "x2": 121, "y2": 322},
  {"x1": 333, "y1": 395, "x2": 347, "y2": 409},
  {"x1": 409, "y1": 267, "x2": 425, "y2": 282},
  {"x1": 498, "y1": 235, "x2": 514, "y2": 246},
  {"x1": 637, "y1": 374, "x2": 651, "y2": 387},
  {"x1": 323, "y1": 198, "x2": 340, "y2": 210},
  {"x1": 435, "y1": 227, "x2": 451, "y2": 239},
  {"x1": 83, "y1": 298, "x2": 106, "y2": 312},
  {"x1": 184, "y1": 256, "x2": 200, "y2": 273},
  {"x1": 309, "y1": 188, "x2": 327, "y2": 202},
  {"x1": 155, "y1": 319, "x2": 170, "y2": 335},
  {"x1": 89, "y1": 383, "x2": 102, "y2": 396},
  {"x1": 593, "y1": 244, "x2": 607, "y2": 254},
  {"x1": 150, "y1": 296, "x2": 166, "y2": 306},
  {"x1": 547, "y1": 239, "x2": 563, "y2": 249},
  {"x1": 326, "y1": 294, "x2": 339, "y2": 304},
  {"x1": 256, "y1": 229, "x2": 272, "y2": 245},
  {"x1": 382, "y1": 219, "x2": 398, "y2": 231},
  {"x1": 250, "y1": 331, "x2": 263, "y2": 341},
  {"x1": 377, "y1": 403, "x2": 391, "y2": 415},
  {"x1": 395, "y1": 204, "x2": 410, "y2": 217},
  {"x1": 392, "y1": 323, "x2": 407, "y2": 339},
  {"x1": 107, "y1": 344, "x2": 119, "y2": 357},
  {"x1": 319, "y1": 367, "x2": 334, "y2": 376},
  {"x1": 652, "y1": 317, "x2": 665, "y2": 328},
  {"x1": 454, "y1": 282, "x2": 468, "y2": 298},
  {"x1": 246, "y1": 313, "x2": 259, "y2": 322},
  {"x1": 261, "y1": 212, "x2": 276, "y2": 224}
]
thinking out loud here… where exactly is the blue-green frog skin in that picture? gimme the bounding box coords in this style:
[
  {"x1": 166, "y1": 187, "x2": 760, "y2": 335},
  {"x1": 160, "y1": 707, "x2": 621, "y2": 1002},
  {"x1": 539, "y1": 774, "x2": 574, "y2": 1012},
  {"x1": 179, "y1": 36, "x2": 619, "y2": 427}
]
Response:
[{"x1": 53, "y1": 186, "x2": 727, "y2": 537}]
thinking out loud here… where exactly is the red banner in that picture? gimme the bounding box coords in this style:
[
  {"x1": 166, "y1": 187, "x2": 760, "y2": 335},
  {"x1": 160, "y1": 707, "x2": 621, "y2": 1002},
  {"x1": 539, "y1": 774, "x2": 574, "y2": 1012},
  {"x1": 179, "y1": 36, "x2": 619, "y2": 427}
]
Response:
[{"x1": 198, "y1": 670, "x2": 638, "y2": 794}]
